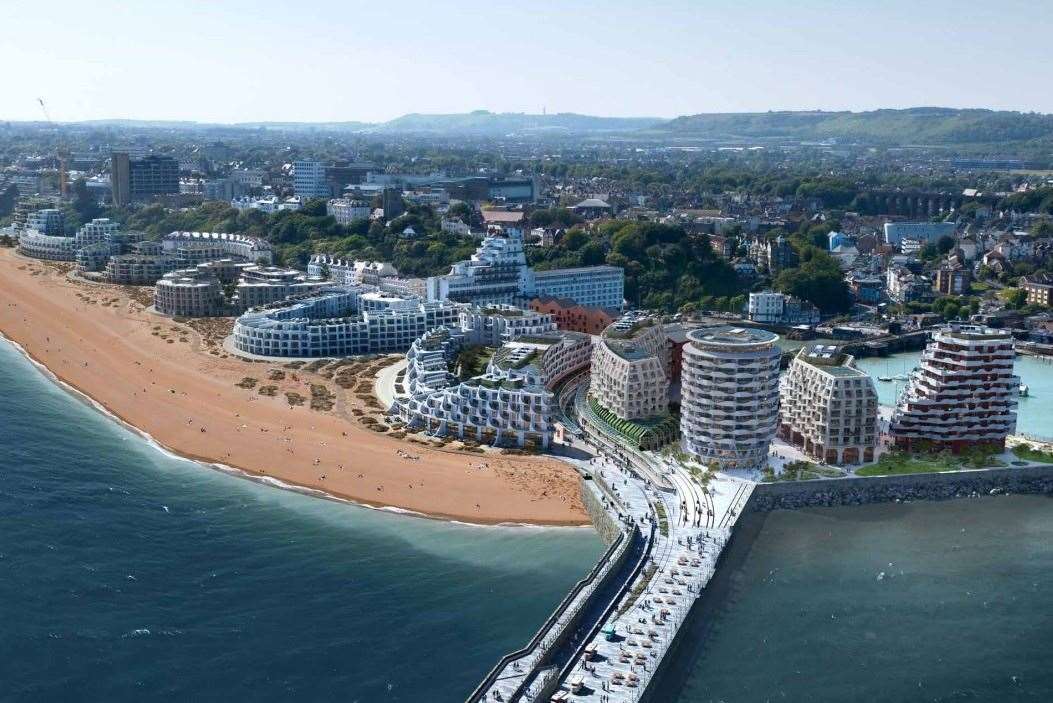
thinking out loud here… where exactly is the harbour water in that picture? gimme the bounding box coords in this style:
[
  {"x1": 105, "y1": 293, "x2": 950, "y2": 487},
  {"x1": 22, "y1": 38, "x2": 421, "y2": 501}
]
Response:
[
  {"x1": 0, "y1": 339, "x2": 603, "y2": 702},
  {"x1": 853, "y1": 351, "x2": 1053, "y2": 440},
  {"x1": 653, "y1": 496, "x2": 1053, "y2": 702}
]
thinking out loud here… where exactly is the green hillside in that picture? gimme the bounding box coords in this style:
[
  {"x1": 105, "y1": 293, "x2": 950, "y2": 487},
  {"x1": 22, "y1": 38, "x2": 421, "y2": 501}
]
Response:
[{"x1": 656, "y1": 107, "x2": 1053, "y2": 145}]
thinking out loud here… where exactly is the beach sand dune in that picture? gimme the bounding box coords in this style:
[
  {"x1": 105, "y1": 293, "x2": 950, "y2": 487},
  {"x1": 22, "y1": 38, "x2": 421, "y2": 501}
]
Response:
[{"x1": 0, "y1": 248, "x2": 588, "y2": 525}]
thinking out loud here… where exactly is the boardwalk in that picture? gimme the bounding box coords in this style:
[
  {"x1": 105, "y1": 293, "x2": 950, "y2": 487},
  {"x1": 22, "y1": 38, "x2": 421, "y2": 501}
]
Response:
[{"x1": 469, "y1": 372, "x2": 755, "y2": 702}]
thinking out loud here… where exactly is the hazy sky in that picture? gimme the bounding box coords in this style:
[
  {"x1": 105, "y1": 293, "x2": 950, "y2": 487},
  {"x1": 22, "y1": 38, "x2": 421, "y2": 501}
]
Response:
[{"x1": 4, "y1": 0, "x2": 1051, "y2": 123}]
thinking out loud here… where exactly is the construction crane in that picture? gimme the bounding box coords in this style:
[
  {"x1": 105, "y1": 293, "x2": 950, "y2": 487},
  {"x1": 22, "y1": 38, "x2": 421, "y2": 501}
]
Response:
[{"x1": 37, "y1": 98, "x2": 70, "y2": 198}]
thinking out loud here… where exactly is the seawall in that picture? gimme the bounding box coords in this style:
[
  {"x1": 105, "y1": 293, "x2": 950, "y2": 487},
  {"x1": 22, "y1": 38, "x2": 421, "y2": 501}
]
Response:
[{"x1": 745, "y1": 464, "x2": 1053, "y2": 512}]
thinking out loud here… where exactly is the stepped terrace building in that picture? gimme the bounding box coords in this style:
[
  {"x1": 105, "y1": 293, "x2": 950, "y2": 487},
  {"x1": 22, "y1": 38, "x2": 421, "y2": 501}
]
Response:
[
  {"x1": 154, "y1": 267, "x2": 229, "y2": 318},
  {"x1": 424, "y1": 229, "x2": 624, "y2": 309},
  {"x1": 19, "y1": 217, "x2": 125, "y2": 262},
  {"x1": 234, "y1": 266, "x2": 332, "y2": 310},
  {"x1": 231, "y1": 286, "x2": 463, "y2": 358},
  {"x1": 890, "y1": 325, "x2": 1018, "y2": 452},
  {"x1": 680, "y1": 326, "x2": 781, "y2": 470},
  {"x1": 779, "y1": 344, "x2": 878, "y2": 464},
  {"x1": 394, "y1": 312, "x2": 592, "y2": 448}
]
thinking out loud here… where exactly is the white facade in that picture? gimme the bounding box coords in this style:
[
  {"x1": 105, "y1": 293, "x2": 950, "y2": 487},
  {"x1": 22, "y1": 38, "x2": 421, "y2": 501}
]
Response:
[
  {"x1": 680, "y1": 326, "x2": 781, "y2": 470},
  {"x1": 747, "y1": 291, "x2": 784, "y2": 324},
  {"x1": 779, "y1": 344, "x2": 878, "y2": 464},
  {"x1": 589, "y1": 316, "x2": 670, "y2": 421},
  {"x1": 162, "y1": 231, "x2": 273, "y2": 266},
  {"x1": 327, "y1": 198, "x2": 371, "y2": 225},
  {"x1": 425, "y1": 229, "x2": 625, "y2": 310},
  {"x1": 18, "y1": 230, "x2": 77, "y2": 261},
  {"x1": 393, "y1": 311, "x2": 592, "y2": 448},
  {"x1": 532, "y1": 266, "x2": 624, "y2": 310},
  {"x1": 26, "y1": 208, "x2": 65, "y2": 235},
  {"x1": 231, "y1": 286, "x2": 463, "y2": 358}
]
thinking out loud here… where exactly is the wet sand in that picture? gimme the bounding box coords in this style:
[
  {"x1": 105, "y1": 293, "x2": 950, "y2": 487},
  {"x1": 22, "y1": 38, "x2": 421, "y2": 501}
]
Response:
[{"x1": 0, "y1": 248, "x2": 588, "y2": 525}]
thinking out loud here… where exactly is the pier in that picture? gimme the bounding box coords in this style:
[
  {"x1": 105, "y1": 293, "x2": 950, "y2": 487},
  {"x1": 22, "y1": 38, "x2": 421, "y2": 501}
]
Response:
[{"x1": 468, "y1": 375, "x2": 754, "y2": 703}]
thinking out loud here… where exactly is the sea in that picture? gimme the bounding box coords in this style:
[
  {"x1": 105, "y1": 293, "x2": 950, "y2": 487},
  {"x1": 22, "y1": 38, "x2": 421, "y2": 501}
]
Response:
[
  {"x1": 5, "y1": 333, "x2": 1053, "y2": 703},
  {"x1": 652, "y1": 496, "x2": 1053, "y2": 702},
  {"x1": 0, "y1": 339, "x2": 604, "y2": 702}
]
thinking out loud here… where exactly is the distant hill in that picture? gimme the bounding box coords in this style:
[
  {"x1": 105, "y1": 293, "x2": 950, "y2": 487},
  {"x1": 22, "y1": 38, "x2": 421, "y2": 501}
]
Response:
[
  {"x1": 653, "y1": 108, "x2": 1053, "y2": 145},
  {"x1": 369, "y1": 110, "x2": 664, "y2": 135}
]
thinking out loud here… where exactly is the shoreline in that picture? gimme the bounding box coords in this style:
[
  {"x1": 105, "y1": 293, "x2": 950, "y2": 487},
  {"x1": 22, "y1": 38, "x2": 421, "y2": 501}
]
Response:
[
  {"x1": 0, "y1": 250, "x2": 590, "y2": 527},
  {"x1": 0, "y1": 330, "x2": 590, "y2": 529}
]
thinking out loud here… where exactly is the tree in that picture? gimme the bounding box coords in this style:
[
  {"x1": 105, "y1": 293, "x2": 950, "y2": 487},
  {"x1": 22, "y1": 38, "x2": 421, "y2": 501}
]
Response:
[{"x1": 775, "y1": 247, "x2": 852, "y2": 314}]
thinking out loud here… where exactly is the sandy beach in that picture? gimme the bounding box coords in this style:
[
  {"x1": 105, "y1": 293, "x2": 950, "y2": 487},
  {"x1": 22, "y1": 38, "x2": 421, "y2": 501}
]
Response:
[{"x1": 0, "y1": 247, "x2": 589, "y2": 525}]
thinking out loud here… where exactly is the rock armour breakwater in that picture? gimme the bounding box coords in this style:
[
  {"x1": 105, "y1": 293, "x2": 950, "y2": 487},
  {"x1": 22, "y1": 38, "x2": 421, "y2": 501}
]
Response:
[{"x1": 746, "y1": 465, "x2": 1053, "y2": 512}]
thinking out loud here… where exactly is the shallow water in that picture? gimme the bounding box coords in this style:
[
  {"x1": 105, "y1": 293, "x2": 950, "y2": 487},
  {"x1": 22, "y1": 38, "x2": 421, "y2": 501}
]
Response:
[
  {"x1": 0, "y1": 339, "x2": 603, "y2": 702},
  {"x1": 653, "y1": 496, "x2": 1053, "y2": 702}
]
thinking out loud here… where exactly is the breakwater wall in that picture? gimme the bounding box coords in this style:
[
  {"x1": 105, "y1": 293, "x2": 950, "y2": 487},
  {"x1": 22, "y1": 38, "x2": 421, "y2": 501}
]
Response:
[
  {"x1": 745, "y1": 464, "x2": 1053, "y2": 512},
  {"x1": 581, "y1": 476, "x2": 623, "y2": 545}
]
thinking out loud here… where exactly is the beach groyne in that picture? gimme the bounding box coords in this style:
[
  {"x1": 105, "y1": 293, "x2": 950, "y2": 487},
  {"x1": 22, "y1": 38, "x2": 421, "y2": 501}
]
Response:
[{"x1": 745, "y1": 464, "x2": 1053, "y2": 512}]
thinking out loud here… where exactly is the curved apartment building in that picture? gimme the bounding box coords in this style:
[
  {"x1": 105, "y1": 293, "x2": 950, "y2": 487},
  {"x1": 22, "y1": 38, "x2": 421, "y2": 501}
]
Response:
[
  {"x1": 394, "y1": 313, "x2": 591, "y2": 448},
  {"x1": 231, "y1": 286, "x2": 463, "y2": 358},
  {"x1": 154, "y1": 268, "x2": 229, "y2": 317},
  {"x1": 890, "y1": 325, "x2": 1018, "y2": 452},
  {"x1": 162, "y1": 231, "x2": 273, "y2": 266},
  {"x1": 589, "y1": 315, "x2": 670, "y2": 421},
  {"x1": 680, "y1": 326, "x2": 781, "y2": 470}
]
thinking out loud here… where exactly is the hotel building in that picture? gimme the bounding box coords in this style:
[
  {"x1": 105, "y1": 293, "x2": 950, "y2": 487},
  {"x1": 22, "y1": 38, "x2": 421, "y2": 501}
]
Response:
[
  {"x1": 779, "y1": 344, "x2": 878, "y2": 464},
  {"x1": 680, "y1": 326, "x2": 781, "y2": 470},
  {"x1": 890, "y1": 325, "x2": 1018, "y2": 452}
]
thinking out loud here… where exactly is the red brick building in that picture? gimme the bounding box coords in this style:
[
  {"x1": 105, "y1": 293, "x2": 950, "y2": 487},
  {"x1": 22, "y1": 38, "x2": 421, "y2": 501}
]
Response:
[{"x1": 529, "y1": 296, "x2": 617, "y2": 335}]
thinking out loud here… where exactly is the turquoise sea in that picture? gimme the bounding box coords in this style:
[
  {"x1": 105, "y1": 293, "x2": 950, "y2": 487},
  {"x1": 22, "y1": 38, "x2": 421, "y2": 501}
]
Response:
[
  {"x1": 0, "y1": 339, "x2": 603, "y2": 702},
  {"x1": 852, "y1": 351, "x2": 1053, "y2": 440}
]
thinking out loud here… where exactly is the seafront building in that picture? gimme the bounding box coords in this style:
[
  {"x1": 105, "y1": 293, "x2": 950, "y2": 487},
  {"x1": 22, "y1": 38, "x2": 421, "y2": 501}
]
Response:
[
  {"x1": 161, "y1": 231, "x2": 273, "y2": 266},
  {"x1": 234, "y1": 265, "x2": 331, "y2": 310},
  {"x1": 154, "y1": 266, "x2": 229, "y2": 317},
  {"x1": 890, "y1": 325, "x2": 1018, "y2": 452},
  {"x1": 25, "y1": 208, "x2": 65, "y2": 235},
  {"x1": 680, "y1": 326, "x2": 781, "y2": 470},
  {"x1": 590, "y1": 315, "x2": 670, "y2": 421},
  {"x1": 393, "y1": 310, "x2": 592, "y2": 448},
  {"x1": 20, "y1": 217, "x2": 125, "y2": 262},
  {"x1": 231, "y1": 286, "x2": 463, "y2": 357},
  {"x1": 779, "y1": 344, "x2": 879, "y2": 464}
]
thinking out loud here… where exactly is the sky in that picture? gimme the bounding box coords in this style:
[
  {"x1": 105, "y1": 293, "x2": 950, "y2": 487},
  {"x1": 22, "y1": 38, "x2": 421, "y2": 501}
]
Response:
[{"x1": 3, "y1": 0, "x2": 1052, "y2": 123}]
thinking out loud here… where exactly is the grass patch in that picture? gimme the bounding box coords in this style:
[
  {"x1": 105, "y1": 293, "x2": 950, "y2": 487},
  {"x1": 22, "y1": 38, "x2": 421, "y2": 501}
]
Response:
[
  {"x1": 655, "y1": 501, "x2": 669, "y2": 537},
  {"x1": 1013, "y1": 444, "x2": 1053, "y2": 464},
  {"x1": 857, "y1": 447, "x2": 1005, "y2": 477}
]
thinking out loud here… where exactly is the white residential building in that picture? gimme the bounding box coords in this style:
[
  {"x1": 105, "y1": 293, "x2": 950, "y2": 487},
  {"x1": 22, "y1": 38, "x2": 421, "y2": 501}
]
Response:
[
  {"x1": 589, "y1": 315, "x2": 670, "y2": 422},
  {"x1": 394, "y1": 312, "x2": 592, "y2": 448},
  {"x1": 779, "y1": 344, "x2": 878, "y2": 464},
  {"x1": 327, "y1": 198, "x2": 371, "y2": 225},
  {"x1": 680, "y1": 326, "x2": 781, "y2": 470},
  {"x1": 231, "y1": 286, "x2": 463, "y2": 358}
]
